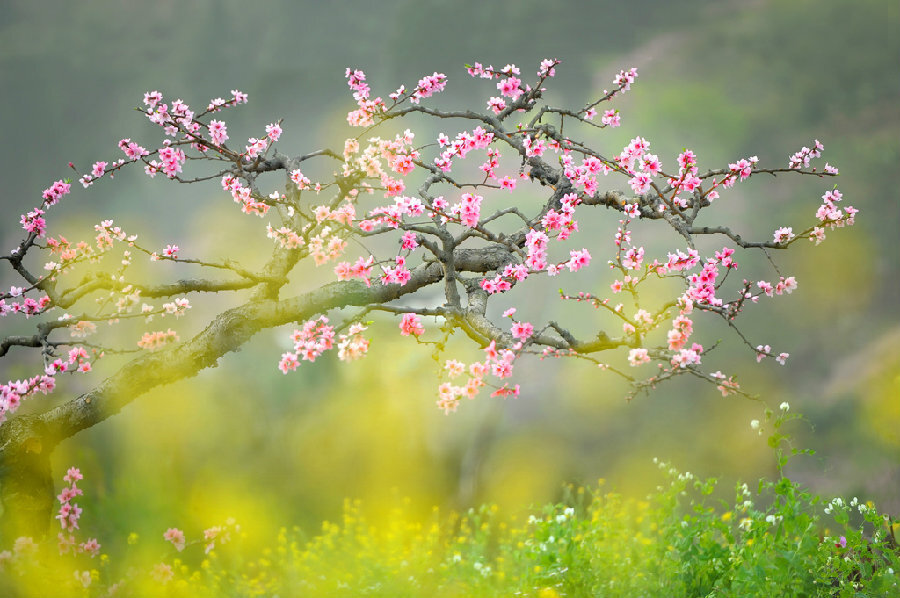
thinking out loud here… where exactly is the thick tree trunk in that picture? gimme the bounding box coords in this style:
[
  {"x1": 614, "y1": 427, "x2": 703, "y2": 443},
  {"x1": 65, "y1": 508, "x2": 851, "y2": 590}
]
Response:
[{"x1": 0, "y1": 415, "x2": 55, "y2": 541}]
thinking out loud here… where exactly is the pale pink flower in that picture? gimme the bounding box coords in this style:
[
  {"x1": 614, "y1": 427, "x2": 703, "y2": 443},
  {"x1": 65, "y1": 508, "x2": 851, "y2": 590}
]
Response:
[
  {"x1": 80, "y1": 538, "x2": 101, "y2": 557},
  {"x1": 265, "y1": 123, "x2": 282, "y2": 142},
  {"x1": 773, "y1": 227, "x2": 794, "y2": 244},
  {"x1": 444, "y1": 360, "x2": 465, "y2": 378},
  {"x1": 628, "y1": 348, "x2": 650, "y2": 366},
  {"x1": 164, "y1": 528, "x2": 186, "y2": 551},
  {"x1": 208, "y1": 120, "x2": 228, "y2": 145},
  {"x1": 151, "y1": 562, "x2": 174, "y2": 583}
]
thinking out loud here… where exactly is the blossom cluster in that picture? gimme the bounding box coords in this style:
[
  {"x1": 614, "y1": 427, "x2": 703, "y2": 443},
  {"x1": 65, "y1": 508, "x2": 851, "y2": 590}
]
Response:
[
  {"x1": 3, "y1": 57, "x2": 859, "y2": 423},
  {"x1": 437, "y1": 338, "x2": 522, "y2": 414},
  {"x1": 55, "y1": 467, "x2": 100, "y2": 558},
  {"x1": 278, "y1": 317, "x2": 370, "y2": 373}
]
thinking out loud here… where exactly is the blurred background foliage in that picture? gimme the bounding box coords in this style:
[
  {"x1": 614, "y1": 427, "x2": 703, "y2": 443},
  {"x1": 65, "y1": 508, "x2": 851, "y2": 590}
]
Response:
[{"x1": 0, "y1": 0, "x2": 897, "y2": 549}]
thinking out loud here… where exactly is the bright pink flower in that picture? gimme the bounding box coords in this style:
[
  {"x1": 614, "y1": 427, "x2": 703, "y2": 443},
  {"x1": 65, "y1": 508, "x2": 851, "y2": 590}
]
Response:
[
  {"x1": 497, "y1": 76, "x2": 523, "y2": 100},
  {"x1": 401, "y1": 231, "x2": 418, "y2": 250},
  {"x1": 567, "y1": 248, "x2": 591, "y2": 272},
  {"x1": 41, "y1": 179, "x2": 72, "y2": 206},
  {"x1": 491, "y1": 360, "x2": 513, "y2": 379},
  {"x1": 510, "y1": 321, "x2": 534, "y2": 341},
  {"x1": 400, "y1": 313, "x2": 424, "y2": 337},
  {"x1": 411, "y1": 72, "x2": 447, "y2": 104},
  {"x1": 64, "y1": 467, "x2": 83, "y2": 484},
  {"x1": 91, "y1": 161, "x2": 108, "y2": 177}
]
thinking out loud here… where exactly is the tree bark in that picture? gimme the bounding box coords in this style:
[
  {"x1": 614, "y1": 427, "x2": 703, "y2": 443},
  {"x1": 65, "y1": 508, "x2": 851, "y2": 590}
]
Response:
[{"x1": 0, "y1": 415, "x2": 55, "y2": 541}]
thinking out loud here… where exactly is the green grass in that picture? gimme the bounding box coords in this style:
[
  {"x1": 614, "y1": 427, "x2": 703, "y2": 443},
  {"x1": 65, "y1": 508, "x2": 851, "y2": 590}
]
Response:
[{"x1": 2, "y1": 413, "x2": 898, "y2": 597}]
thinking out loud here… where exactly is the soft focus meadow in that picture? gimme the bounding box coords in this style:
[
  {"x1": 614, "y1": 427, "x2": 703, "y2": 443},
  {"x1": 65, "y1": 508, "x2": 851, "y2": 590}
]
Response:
[
  {"x1": 1, "y1": 0, "x2": 898, "y2": 595},
  {"x1": 3, "y1": 411, "x2": 899, "y2": 596}
]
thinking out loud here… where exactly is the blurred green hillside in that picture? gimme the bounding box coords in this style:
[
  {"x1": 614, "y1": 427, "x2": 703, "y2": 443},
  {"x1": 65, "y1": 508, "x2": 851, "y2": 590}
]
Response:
[{"x1": 1, "y1": 0, "x2": 897, "y2": 546}]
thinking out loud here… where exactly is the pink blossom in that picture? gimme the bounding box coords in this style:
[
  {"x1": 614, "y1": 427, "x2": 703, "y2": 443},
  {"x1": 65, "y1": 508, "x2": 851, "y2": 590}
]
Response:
[
  {"x1": 491, "y1": 360, "x2": 513, "y2": 379},
  {"x1": 80, "y1": 538, "x2": 101, "y2": 557},
  {"x1": 400, "y1": 313, "x2": 424, "y2": 337},
  {"x1": 143, "y1": 91, "x2": 163, "y2": 109},
  {"x1": 208, "y1": 120, "x2": 229, "y2": 145},
  {"x1": 290, "y1": 169, "x2": 311, "y2": 190},
  {"x1": 567, "y1": 249, "x2": 591, "y2": 272},
  {"x1": 64, "y1": 467, "x2": 83, "y2": 484},
  {"x1": 41, "y1": 179, "x2": 72, "y2": 206},
  {"x1": 629, "y1": 173, "x2": 652, "y2": 194},
  {"x1": 538, "y1": 59, "x2": 557, "y2": 78},
  {"x1": 265, "y1": 123, "x2": 282, "y2": 142},
  {"x1": 823, "y1": 189, "x2": 843, "y2": 204},
  {"x1": 444, "y1": 360, "x2": 465, "y2": 378},
  {"x1": 671, "y1": 348, "x2": 701, "y2": 368},
  {"x1": 118, "y1": 139, "x2": 149, "y2": 161},
  {"x1": 498, "y1": 76, "x2": 523, "y2": 100},
  {"x1": 487, "y1": 97, "x2": 506, "y2": 114},
  {"x1": 401, "y1": 231, "x2": 419, "y2": 250},
  {"x1": 601, "y1": 109, "x2": 620, "y2": 127},
  {"x1": 628, "y1": 348, "x2": 650, "y2": 366},
  {"x1": 91, "y1": 161, "x2": 108, "y2": 177},
  {"x1": 729, "y1": 158, "x2": 754, "y2": 181},
  {"x1": 773, "y1": 227, "x2": 794, "y2": 244},
  {"x1": 622, "y1": 246, "x2": 644, "y2": 270},
  {"x1": 755, "y1": 344, "x2": 772, "y2": 362},
  {"x1": 164, "y1": 527, "x2": 186, "y2": 551},
  {"x1": 510, "y1": 321, "x2": 534, "y2": 341},
  {"x1": 411, "y1": 72, "x2": 447, "y2": 104},
  {"x1": 20, "y1": 209, "x2": 47, "y2": 237},
  {"x1": 613, "y1": 67, "x2": 638, "y2": 91},
  {"x1": 490, "y1": 383, "x2": 520, "y2": 399}
]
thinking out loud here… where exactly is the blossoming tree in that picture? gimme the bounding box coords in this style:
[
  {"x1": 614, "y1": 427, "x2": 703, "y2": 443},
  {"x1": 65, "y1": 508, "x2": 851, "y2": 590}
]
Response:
[{"x1": 0, "y1": 59, "x2": 854, "y2": 536}]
